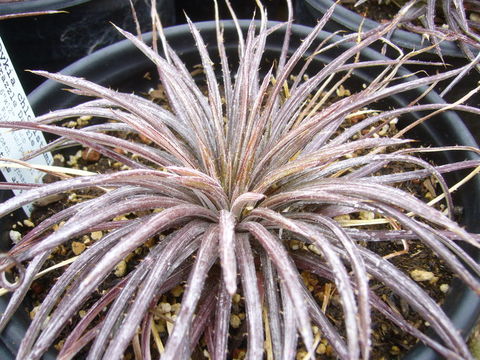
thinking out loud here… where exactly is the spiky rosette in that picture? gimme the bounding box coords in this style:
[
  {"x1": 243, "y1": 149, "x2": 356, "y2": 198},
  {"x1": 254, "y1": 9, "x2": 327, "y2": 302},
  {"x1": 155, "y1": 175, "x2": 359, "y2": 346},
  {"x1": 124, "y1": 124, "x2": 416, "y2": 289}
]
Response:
[{"x1": 0, "y1": 1, "x2": 479, "y2": 359}]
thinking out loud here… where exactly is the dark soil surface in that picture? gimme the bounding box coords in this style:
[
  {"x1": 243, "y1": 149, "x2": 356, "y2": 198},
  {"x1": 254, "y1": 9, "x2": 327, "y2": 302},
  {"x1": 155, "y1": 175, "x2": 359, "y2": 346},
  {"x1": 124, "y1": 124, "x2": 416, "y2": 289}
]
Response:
[{"x1": 340, "y1": 0, "x2": 402, "y2": 23}]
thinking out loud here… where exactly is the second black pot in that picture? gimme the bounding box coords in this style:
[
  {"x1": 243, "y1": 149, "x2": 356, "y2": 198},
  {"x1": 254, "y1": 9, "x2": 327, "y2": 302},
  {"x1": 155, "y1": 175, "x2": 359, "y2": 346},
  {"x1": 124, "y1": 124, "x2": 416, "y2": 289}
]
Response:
[
  {"x1": 295, "y1": 0, "x2": 467, "y2": 57},
  {"x1": 0, "y1": 0, "x2": 175, "y2": 93}
]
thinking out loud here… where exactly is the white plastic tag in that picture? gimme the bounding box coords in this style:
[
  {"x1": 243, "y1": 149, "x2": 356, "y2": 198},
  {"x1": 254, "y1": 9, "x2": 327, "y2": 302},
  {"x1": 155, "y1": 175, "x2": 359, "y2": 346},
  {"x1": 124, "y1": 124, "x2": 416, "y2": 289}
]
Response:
[{"x1": 0, "y1": 35, "x2": 52, "y2": 216}]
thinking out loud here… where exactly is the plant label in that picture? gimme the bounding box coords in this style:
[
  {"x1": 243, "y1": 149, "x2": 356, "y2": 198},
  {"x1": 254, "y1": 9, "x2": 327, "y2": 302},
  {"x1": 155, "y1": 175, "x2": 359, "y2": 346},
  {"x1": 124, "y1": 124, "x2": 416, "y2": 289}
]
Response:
[{"x1": 0, "y1": 35, "x2": 52, "y2": 216}]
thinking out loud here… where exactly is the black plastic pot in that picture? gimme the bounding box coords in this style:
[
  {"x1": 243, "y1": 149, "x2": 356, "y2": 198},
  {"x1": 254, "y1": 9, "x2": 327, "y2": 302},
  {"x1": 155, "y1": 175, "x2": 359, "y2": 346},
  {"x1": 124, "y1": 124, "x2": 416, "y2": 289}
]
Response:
[
  {"x1": 0, "y1": 0, "x2": 175, "y2": 93},
  {"x1": 295, "y1": 0, "x2": 467, "y2": 57},
  {"x1": 1, "y1": 20, "x2": 479, "y2": 359}
]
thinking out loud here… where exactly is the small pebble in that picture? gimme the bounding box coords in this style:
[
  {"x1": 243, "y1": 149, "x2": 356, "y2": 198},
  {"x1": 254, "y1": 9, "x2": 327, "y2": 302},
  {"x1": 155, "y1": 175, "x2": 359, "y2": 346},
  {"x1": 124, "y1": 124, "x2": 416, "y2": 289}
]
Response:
[
  {"x1": 348, "y1": 113, "x2": 366, "y2": 123},
  {"x1": 316, "y1": 343, "x2": 327, "y2": 355},
  {"x1": 9, "y1": 230, "x2": 22, "y2": 244},
  {"x1": 54, "y1": 340, "x2": 65, "y2": 351},
  {"x1": 308, "y1": 244, "x2": 322, "y2": 255},
  {"x1": 90, "y1": 231, "x2": 103, "y2": 241},
  {"x1": 82, "y1": 235, "x2": 91, "y2": 245},
  {"x1": 67, "y1": 150, "x2": 82, "y2": 166},
  {"x1": 230, "y1": 314, "x2": 241, "y2": 328},
  {"x1": 29, "y1": 305, "x2": 40, "y2": 320},
  {"x1": 53, "y1": 153, "x2": 65, "y2": 164},
  {"x1": 114, "y1": 148, "x2": 127, "y2": 155},
  {"x1": 171, "y1": 303, "x2": 181, "y2": 313},
  {"x1": 336, "y1": 85, "x2": 351, "y2": 97},
  {"x1": 157, "y1": 302, "x2": 172, "y2": 313},
  {"x1": 439, "y1": 284, "x2": 449, "y2": 293},
  {"x1": 289, "y1": 240, "x2": 300, "y2": 250},
  {"x1": 470, "y1": 13, "x2": 480, "y2": 22},
  {"x1": 77, "y1": 115, "x2": 92, "y2": 126},
  {"x1": 334, "y1": 214, "x2": 350, "y2": 222},
  {"x1": 410, "y1": 269, "x2": 435, "y2": 282},
  {"x1": 232, "y1": 293, "x2": 241, "y2": 303},
  {"x1": 296, "y1": 350, "x2": 308, "y2": 360},
  {"x1": 359, "y1": 211, "x2": 375, "y2": 220},
  {"x1": 390, "y1": 345, "x2": 401, "y2": 355},
  {"x1": 82, "y1": 148, "x2": 101, "y2": 162},
  {"x1": 23, "y1": 219, "x2": 34, "y2": 227},
  {"x1": 64, "y1": 120, "x2": 78, "y2": 128},
  {"x1": 139, "y1": 134, "x2": 153, "y2": 144},
  {"x1": 114, "y1": 260, "x2": 127, "y2": 277},
  {"x1": 71, "y1": 241, "x2": 86, "y2": 255}
]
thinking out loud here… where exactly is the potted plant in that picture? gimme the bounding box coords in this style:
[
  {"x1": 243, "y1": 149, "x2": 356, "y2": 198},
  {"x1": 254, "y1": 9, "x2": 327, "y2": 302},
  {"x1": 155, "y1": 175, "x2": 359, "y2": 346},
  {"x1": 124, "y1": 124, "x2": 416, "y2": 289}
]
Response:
[
  {"x1": 0, "y1": 1, "x2": 479, "y2": 358},
  {"x1": 295, "y1": 0, "x2": 480, "y2": 56}
]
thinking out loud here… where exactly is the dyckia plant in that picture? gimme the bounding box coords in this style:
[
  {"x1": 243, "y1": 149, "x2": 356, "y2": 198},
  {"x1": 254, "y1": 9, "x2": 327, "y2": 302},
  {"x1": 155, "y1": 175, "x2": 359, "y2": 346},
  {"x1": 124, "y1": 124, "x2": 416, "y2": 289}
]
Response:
[{"x1": 0, "y1": 1, "x2": 480, "y2": 359}]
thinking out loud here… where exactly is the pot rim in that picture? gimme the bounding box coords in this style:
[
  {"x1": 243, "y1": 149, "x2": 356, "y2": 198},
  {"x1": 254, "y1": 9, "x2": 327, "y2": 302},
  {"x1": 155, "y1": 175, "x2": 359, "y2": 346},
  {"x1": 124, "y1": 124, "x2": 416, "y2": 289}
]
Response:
[
  {"x1": 1, "y1": 20, "x2": 477, "y2": 360},
  {"x1": 0, "y1": 0, "x2": 91, "y2": 15}
]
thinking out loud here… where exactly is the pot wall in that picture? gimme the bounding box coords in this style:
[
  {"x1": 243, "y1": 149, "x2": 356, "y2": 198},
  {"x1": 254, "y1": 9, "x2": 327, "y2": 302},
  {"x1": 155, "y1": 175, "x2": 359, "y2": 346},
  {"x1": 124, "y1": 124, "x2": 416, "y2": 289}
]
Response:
[
  {"x1": 0, "y1": 0, "x2": 175, "y2": 93},
  {"x1": 0, "y1": 0, "x2": 90, "y2": 14}
]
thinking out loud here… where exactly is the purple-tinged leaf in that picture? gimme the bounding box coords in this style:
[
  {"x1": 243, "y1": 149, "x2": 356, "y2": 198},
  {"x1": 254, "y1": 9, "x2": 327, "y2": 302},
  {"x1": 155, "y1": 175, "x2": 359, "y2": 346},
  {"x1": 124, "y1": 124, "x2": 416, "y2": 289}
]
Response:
[
  {"x1": 210, "y1": 280, "x2": 231, "y2": 360},
  {"x1": 30, "y1": 70, "x2": 198, "y2": 168},
  {"x1": 17, "y1": 219, "x2": 140, "y2": 358},
  {"x1": 190, "y1": 281, "x2": 219, "y2": 351},
  {"x1": 17, "y1": 195, "x2": 189, "y2": 262},
  {"x1": 140, "y1": 310, "x2": 153, "y2": 360},
  {"x1": 253, "y1": 137, "x2": 409, "y2": 193},
  {"x1": 99, "y1": 221, "x2": 208, "y2": 359},
  {"x1": 279, "y1": 282, "x2": 298, "y2": 360},
  {"x1": 293, "y1": 250, "x2": 465, "y2": 360},
  {"x1": 260, "y1": 251, "x2": 282, "y2": 360},
  {"x1": 245, "y1": 209, "x2": 360, "y2": 358},
  {"x1": 161, "y1": 226, "x2": 219, "y2": 360},
  {"x1": 59, "y1": 278, "x2": 128, "y2": 359},
  {"x1": 238, "y1": 221, "x2": 315, "y2": 355},
  {"x1": 230, "y1": 192, "x2": 265, "y2": 218},
  {"x1": 0, "y1": 251, "x2": 50, "y2": 332},
  {"x1": 316, "y1": 180, "x2": 478, "y2": 247},
  {"x1": 25, "y1": 206, "x2": 213, "y2": 360},
  {"x1": 0, "y1": 121, "x2": 173, "y2": 167},
  {"x1": 236, "y1": 233, "x2": 264, "y2": 359},
  {"x1": 357, "y1": 246, "x2": 473, "y2": 358},
  {"x1": 303, "y1": 215, "x2": 371, "y2": 359},
  {"x1": 219, "y1": 210, "x2": 237, "y2": 295}
]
